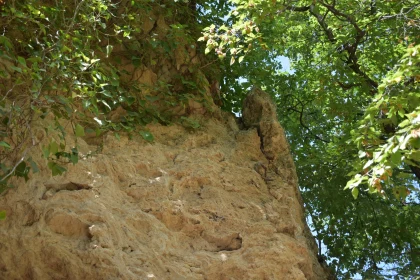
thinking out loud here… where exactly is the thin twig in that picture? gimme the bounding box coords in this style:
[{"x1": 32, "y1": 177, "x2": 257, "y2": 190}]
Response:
[{"x1": 0, "y1": 150, "x2": 28, "y2": 182}]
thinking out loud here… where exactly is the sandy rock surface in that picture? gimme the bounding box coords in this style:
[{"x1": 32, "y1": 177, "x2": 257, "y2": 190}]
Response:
[{"x1": 0, "y1": 108, "x2": 328, "y2": 279}]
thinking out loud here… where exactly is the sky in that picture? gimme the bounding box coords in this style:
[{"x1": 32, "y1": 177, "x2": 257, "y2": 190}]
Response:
[{"x1": 278, "y1": 55, "x2": 291, "y2": 72}]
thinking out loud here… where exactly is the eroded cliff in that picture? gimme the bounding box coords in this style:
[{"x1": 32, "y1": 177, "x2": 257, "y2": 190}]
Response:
[{"x1": 0, "y1": 92, "x2": 329, "y2": 279}]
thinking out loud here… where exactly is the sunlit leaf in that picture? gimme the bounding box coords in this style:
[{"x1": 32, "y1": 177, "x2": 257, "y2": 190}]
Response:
[
  {"x1": 49, "y1": 140, "x2": 58, "y2": 155},
  {"x1": 139, "y1": 130, "x2": 154, "y2": 142},
  {"x1": 75, "y1": 123, "x2": 85, "y2": 137},
  {"x1": 351, "y1": 187, "x2": 359, "y2": 199}
]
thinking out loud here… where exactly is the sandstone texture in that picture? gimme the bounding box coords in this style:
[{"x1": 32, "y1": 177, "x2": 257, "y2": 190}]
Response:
[{"x1": 0, "y1": 91, "x2": 329, "y2": 279}]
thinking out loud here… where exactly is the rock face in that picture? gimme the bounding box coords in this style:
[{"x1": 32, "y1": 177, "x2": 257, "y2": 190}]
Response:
[{"x1": 0, "y1": 91, "x2": 329, "y2": 279}]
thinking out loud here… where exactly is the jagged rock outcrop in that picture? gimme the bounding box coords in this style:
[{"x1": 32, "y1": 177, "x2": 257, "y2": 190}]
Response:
[{"x1": 0, "y1": 93, "x2": 330, "y2": 279}]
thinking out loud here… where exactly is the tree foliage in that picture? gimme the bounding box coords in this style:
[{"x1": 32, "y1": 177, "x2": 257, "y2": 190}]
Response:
[
  {"x1": 0, "y1": 0, "x2": 210, "y2": 190},
  {"x1": 200, "y1": 0, "x2": 420, "y2": 278},
  {"x1": 1, "y1": 0, "x2": 420, "y2": 278}
]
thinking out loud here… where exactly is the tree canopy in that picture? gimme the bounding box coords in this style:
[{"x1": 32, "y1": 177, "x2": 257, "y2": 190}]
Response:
[
  {"x1": 200, "y1": 1, "x2": 420, "y2": 277},
  {"x1": 1, "y1": 0, "x2": 419, "y2": 278}
]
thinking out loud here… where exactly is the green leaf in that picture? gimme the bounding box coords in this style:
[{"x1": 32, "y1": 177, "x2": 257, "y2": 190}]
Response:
[
  {"x1": 363, "y1": 159, "x2": 373, "y2": 169},
  {"x1": 0, "y1": 141, "x2": 11, "y2": 149},
  {"x1": 131, "y1": 56, "x2": 141, "y2": 67},
  {"x1": 400, "y1": 134, "x2": 412, "y2": 150},
  {"x1": 70, "y1": 153, "x2": 78, "y2": 164},
  {"x1": 75, "y1": 123, "x2": 85, "y2": 137},
  {"x1": 311, "y1": 4, "x2": 320, "y2": 14},
  {"x1": 43, "y1": 145, "x2": 50, "y2": 158},
  {"x1": 28, "y1": 157, "x2": 39, "y2": 173},
  {"x1": 70, "y1": 148, "x2": 79, "y2": 165},
  {"x1": 390, "y1": 152, "x2": 402, "y2": 166},
  {"x1": 351, "y1": 187, "x2": 359, "y2": 200},
  {"x1": 15, "y1": 161, "x2": 29, "y2": 181},
  {"x1": 82, "y1": 99, "x2": 91, "y2": 109},
  {"x1": 180, "y1": 116, "x2": 201, "y2": 129},
  {"x1": 0, "y1": 210, "x2": 6, "y2": 220},
  {"x1": 49, "y1": 140, "x2": 59, "y2": 155},
  {"x1": 47, "y1": 162, "x2": 67, "y2": 176},
  {"x1": 399, "y1": 119, "x2": 410, "y2": 128},
  {"x1": 139, "y1": 130, "x2": 154, "y2": 142},
  {"x1": 17, "y1": 56, "x2": 26, "y2": 67},
  {"x1": 10, "y1": 66, "x2": 22, "y2": 73},
  {"x1": 0, "y1": 35, "x2": 13, "y2": 49}
]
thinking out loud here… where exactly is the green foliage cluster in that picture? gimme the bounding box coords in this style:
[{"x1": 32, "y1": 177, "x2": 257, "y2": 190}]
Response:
[
  {"x1": 0, "y1": 0, "x2": 209, "y2": 191},
  {"x1": 0, "y1": 0, "x2": 122, "y2": 190},
  {"x1": 348, "y1": 45, "x2": 420, "y2": 200},
  {"x1": 200, "y1": 0, "x2": 420, "y2": 278}
]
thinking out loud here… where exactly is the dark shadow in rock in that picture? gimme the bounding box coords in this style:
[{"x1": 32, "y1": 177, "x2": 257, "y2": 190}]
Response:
[
  {"x1": 42, "y1": 182, "x2": 92, "y2": 199},
  {"x1": 202, "y1": 232, "x2": 242, "y2": 252}
]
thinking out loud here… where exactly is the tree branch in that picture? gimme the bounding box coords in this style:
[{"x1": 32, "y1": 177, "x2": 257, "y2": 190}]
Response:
[
  {"x1": 378, "y1": 4, "x2": 420, "y2": 20},
  {"x1": 319, "y1": 0, "x2": 364, "y2": 35},
  {"x1": 302, "y1": 3, "x2": 378, "y2": 90},
  {"x1": 316, "y1": 1, "x2": 378, "y2": 90},
  {"x1": 282, "y1": 0, "x2": 311, "y2": 12},
  {"x1": 409, "y1": 162, "x2": 420, "y2": 181},
  {"x1": 337, "y1": 81, "x2": 362, "y2": 90},
  {"x1": 283, "y1": 1, "x2": 379, "y2": 90},
  {"x1": 309, "y1": 6, "x2": 336, "y2": 43},
  {"x1": 287, "y1": 103, "x2": 330, "y2": 144}
]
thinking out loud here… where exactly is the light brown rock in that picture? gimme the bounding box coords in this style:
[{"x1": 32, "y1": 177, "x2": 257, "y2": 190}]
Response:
[{"x1": 0, "y1": 108, "x2": 329, "y2": 279}]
